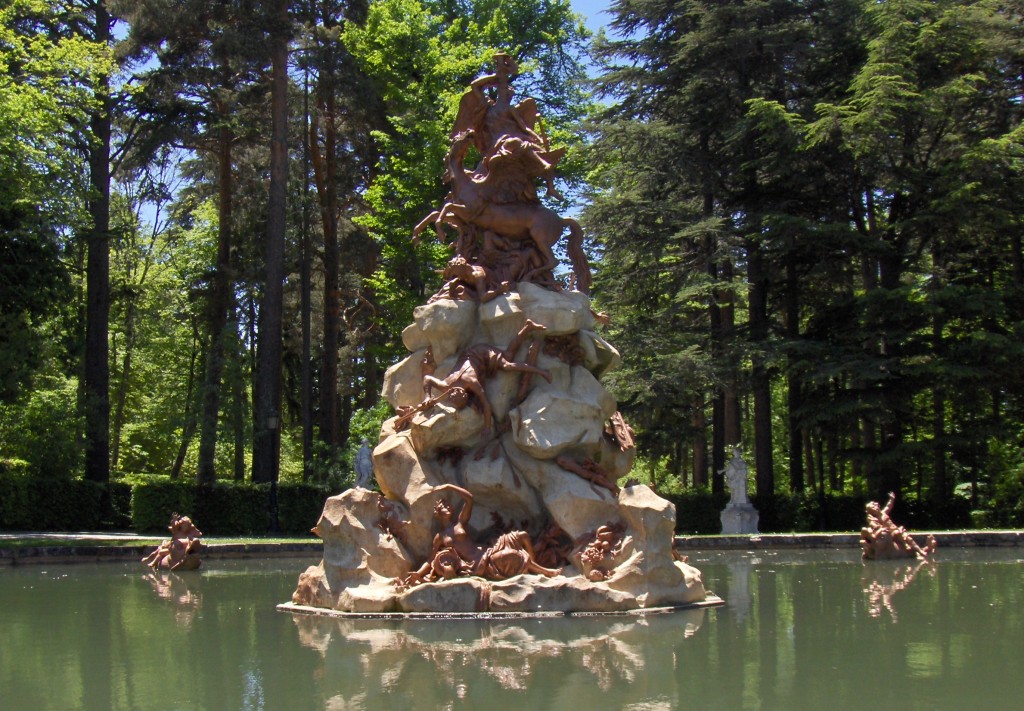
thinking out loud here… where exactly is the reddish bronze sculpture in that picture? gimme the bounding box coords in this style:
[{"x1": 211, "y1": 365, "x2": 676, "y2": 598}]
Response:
[
  {"x1": 396, "y1": 320, "x2": 551, "y2": 433},
  {"x1": 142, "y1": 513, "x2": 204, "y2": 571},
  {"x1": 396, "y1": 484, "x2": 560, "y2": 589},
  {"x1": 285, "y1": 54, "x2": 716, "y2": 615},
  {"x1": 860, "y1": 492, "x2": 937, "y2": 560}
]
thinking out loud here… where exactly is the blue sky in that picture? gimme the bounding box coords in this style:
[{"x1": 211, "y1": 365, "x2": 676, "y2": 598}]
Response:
[{"x1": 571, "y1": 0, "x2": 613, "y2": 34}]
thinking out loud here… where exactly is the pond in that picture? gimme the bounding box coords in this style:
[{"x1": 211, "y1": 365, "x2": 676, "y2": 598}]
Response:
[{"x1": 2, "y1": 547, "x2": 1021, "y2": 710}]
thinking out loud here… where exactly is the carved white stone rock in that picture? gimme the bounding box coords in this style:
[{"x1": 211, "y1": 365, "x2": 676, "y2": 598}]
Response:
[
  {"x1": 381, "y1": 349, "x2": 429, "y2": 409},
  {"x1": 478, "y1": 291, "x2": 526, "y2": 346},
  {"x1": 508, "y1": 366, "x2": 616, "y2": 460},
  {"x1": 578, "y1": 329, "x2": 621, "y2": 378},
  {"x1": 594, "y1": 438, "x2": 637, "y2": 480},
  {"x1": 373, "y1": 432, "x2": 444, "y2": 561},
  {"x1": 460, "y1": 449, "x2": 544, "y2": 529},
  {"x1": 409, "y1": 401, "x2": 487, "y2": 454},
  {"x1": 313, "y1": 489, "x2": 411, "y2": 579},
  {"x1": 501, "y1": 443, "x2": 619, "y2": 539},
  {"x1": 402, "y1": 299, "x2": 478, "y2": 361},
  {"x1": 516, "y1": 282, "x2": 592, "y2": 335}
]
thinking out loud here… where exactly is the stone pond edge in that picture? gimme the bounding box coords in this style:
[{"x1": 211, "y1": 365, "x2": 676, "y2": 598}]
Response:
[{"x1": 2, "y1": 530, "x2": 1022, "y2": 566}]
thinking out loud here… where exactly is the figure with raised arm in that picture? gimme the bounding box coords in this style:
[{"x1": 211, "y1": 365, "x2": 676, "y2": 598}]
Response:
[
  {"x1": 397, "y1": 483, "x2": 561, "y2": 588},
  {"x1": 861, "y1": 492, "x2": 937, "y2": 560}
]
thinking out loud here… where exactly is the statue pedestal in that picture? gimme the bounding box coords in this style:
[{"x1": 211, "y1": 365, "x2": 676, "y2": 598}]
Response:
[{"x1": 720, "y1": 504, "x2": 759, "y2": 535}]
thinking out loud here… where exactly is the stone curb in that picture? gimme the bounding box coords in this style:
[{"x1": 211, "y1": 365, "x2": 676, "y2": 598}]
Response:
[
  {"x1": 3, "y1": 532, "x2": 1021, "y2": 565},
  {"x1": 674, "y1": 530, "x2": 1024, "y2": 550},
  {"x1": 0, "y1": 541, "x2": 323, "y2": 566}
]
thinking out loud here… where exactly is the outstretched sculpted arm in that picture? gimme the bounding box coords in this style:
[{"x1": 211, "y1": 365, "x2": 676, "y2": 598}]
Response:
[
  {"x1": 436, "y1": 483, "x2": 474, "y2": 525},
  {"x1": 883, "y1": 491, "x2": 896, "y2": 516}
]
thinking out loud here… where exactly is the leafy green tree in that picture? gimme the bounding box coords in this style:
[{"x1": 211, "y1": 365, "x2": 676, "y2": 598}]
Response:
[{"x1": 116, "y1": 0, "x2": 271, "y2": 483}]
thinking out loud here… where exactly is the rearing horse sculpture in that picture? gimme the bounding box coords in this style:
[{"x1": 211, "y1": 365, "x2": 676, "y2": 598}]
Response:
[{"x1": 421, "y1": 130, "x2": 591, "y2": 294}]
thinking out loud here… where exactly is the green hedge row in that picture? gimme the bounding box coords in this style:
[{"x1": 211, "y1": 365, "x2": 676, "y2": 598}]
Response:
[
  {"x1": 0, "y1": 474, "x2": 132, "y2": 531},
  {"x1": 131, "y1": 481, "x2": 331, "y2": 534},
  {"x1": 0, "y1": 474, "x2": 330, "y2": 534},
  {"x1": 0, "y1": 472, "x2": 976, "y2": 535},
  {"x1": 664, "y1": 490, "x2": 973, "y2": 534}
]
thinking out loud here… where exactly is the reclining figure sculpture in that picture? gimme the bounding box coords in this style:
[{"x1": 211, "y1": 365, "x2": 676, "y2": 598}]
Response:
[
  {"x1": 142, "y1": 513, "x2": 204, "y2": 571},
  {"x1": 860, "y1": 492, "x2": 936, "y2": 560}
]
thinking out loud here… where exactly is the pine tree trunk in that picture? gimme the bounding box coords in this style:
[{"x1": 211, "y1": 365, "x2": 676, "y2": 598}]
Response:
[
  {"x1": 171, "y1": 323, "x2": 202, "y2": 480},
  {"x1": 311, "y1": 87, "x2": 340, "y2": 450},
  {"x1": 748, "y1": 239, "x2": 774, "y2": 498},
  {"x1": 785, "y1": 257, "x2": 804, "y2": 492},
  {"x1": 196, "y1": 123, "x2": 234, "y2": 484},
  {"x1": 84, "y1": 2, "x2": 111, "y2": 484},
  {"x1": 301, "y1": 71, "x2": 314, "y2": 481},
  {"x1": 252, "y1": 7, "x2": 289, "y2": 485},
  {"x1": 691, "y1": 400, "x2": 708, "y2": 488}
]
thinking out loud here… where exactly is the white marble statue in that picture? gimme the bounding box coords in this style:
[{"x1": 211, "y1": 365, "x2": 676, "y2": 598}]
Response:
[{"x1": 720, "y1": 446, "x2": 759, "y2": 535}]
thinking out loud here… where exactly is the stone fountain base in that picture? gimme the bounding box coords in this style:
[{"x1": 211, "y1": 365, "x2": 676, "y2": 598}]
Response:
[
  {"x1": 286, "y1": 485, "x2": 716, "y2": 615},
  {"x1": 278, "y1": 595, "x2": 724, "y2": 620}
]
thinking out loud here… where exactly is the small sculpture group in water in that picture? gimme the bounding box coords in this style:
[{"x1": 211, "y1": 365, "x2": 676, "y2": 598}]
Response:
[
  {"x1": 860, "y1": 492, "x2": 936, "y2": 560},
  {"x1": 142, "y1": 513, "x2": 204, "y2": 571}
]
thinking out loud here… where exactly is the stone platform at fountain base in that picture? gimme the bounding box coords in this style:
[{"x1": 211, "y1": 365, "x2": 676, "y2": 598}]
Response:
[{"x1": 277, "y1": 594, "x2": 724, "y2": 620}]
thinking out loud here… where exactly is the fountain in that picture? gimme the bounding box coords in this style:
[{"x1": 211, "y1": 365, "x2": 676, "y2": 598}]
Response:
[{"x1": 282, "y1": 54, "x2": 718, "y2": 616}]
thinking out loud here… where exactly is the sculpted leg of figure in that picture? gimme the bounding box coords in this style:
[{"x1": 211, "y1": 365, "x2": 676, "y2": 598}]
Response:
[
  {"x1": 513, "y1": 340, "x2": 543, "y2": 406},
  {"x1": 412, "y1": 210, "x2": 441, "y2": 245},
  {"x1": 516, "y1": 533, "x2": 562, "y2": 577},
  {"x1": 503, "y1": 319, "x2": 546, "y2": 361}
]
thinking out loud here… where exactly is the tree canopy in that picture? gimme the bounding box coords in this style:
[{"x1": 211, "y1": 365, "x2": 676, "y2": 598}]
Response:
[{"x1": 2, "y1": 0, "x2": 1023, "y2": 528}]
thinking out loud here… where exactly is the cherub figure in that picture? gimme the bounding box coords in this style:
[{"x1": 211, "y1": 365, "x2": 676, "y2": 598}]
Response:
[{"x1": 435, "y1": 255, "x2": 510, "y2": 303}]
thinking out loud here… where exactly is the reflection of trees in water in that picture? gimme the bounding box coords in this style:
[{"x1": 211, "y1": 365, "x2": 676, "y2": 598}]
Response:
[
  {"x1": 862, "y1": 559, "x2": 933, "y2": 622},
  {"x1": 291, "y1": 610, "x2": 705, "y2": 706},
  {"x1": 685, "y1": 550, "x2": 1024, "y2": 710}
]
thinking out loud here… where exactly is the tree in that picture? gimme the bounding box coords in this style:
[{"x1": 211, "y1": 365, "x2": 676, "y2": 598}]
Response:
[
  {"x1": 252, "y1": 0, "x2": 292, "y2": 485},
  {"x1": 117, "y1": 0, "x2": 270, "y2": 483},
  {"x1": 1, "y1": 1, "x2": 97, "y2": 400}
]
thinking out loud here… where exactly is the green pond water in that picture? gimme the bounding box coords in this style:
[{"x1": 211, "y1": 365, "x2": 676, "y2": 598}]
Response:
[{"x1": 1, "y1": 547, "x2": 1022, "y2": 711}]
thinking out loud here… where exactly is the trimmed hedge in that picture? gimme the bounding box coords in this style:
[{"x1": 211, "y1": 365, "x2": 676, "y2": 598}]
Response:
[
  {"x1": 278, "y1": 483, "x2": 334, "y2": 534},
  {"x1": 665, "y1": 489, "x2": 973, "y2": 534},
  {"x1": 131, "y1": 480, "x2": 331, "y2": 535},
  {"x1": 0, "y1": 472, "x2": 977, "y2": 535},
  {"x1": 0, "y1": 474, "x2": 132, "y2": 531}
]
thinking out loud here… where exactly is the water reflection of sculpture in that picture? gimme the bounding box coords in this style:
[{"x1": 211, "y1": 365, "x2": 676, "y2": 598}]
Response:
[
  {"x1": 860, "y1": 492, "x2": 937, "y2": 560},
  {"x1": 143, "y1": 571, "x2": 201, "y2": 627},
  {"x1": 290, "y1": 611, "x2": 707, "y2": 699},
  {"x1": 862, "y1": 558, "x2": 934, "y2": 622},
  {"x1": 141, "y1": 513, "x2": 204, "y2": 571}
]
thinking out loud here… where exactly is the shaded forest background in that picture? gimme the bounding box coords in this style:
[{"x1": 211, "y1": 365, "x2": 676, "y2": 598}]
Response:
[{"x1": 2, "y1": 0, "x2": 1023, "y2": 528}]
